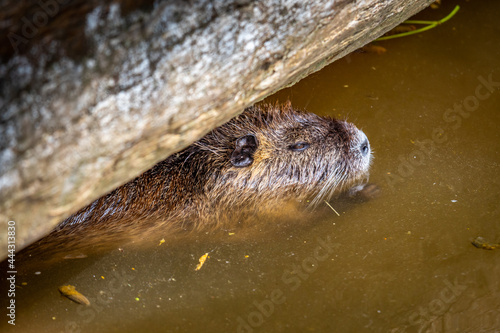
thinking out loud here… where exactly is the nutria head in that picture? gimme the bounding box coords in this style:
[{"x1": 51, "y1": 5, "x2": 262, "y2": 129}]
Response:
[
  {"x1": 195, "y1": 102, "x2": 372, "y2": 211},
  {"x1": 20, "y1": 102, "x2": 372, "y2": 261},
  {"x1": 55, "y1": 102, "x2": 371, "y2": 229}
]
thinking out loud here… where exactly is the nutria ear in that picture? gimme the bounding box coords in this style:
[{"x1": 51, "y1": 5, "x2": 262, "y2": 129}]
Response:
[{"x1": 230, "y1": 134, "x2": 258, "y2": 167}]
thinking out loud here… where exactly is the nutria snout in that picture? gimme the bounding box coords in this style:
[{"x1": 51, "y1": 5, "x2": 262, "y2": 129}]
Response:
[{"x1": 23, "y1": 102, "x2": 372, "y2": 259}]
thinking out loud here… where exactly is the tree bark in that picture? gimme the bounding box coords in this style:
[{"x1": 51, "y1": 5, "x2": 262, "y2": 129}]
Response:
[{"x1": 0, "y1": 0, "x2": 433, "y2": 259}]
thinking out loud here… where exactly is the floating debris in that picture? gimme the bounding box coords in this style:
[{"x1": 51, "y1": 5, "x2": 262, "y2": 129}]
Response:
[
  {"x1": 195, "y1": 253, "x2": 209, "y2": 271},
  {"x1": 430, "y1": 0, "x2": 441, "y2": 10},
  {"x1": 376, "y1": 5, "x2": 460, "y2": 42},
  {"x1": 360, "y1": 45, "x2": 387, "y2": 55},
  {"x1": 159, "y1": 238, "x2": 165, "y2": 246},
  {"x1": 58, "y1": 285, "x2": 90, "y2": 306},
  {"x1": 471, "y1": 237, "x2": 499, "y2": 250}
]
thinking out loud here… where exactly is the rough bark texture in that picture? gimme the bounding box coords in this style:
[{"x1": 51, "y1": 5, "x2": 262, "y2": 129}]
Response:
[{"x1": 0, "y1": 0, "x2": 433, "y2": 259}]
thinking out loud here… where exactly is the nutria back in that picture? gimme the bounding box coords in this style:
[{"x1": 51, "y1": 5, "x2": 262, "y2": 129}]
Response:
[{"x1": 23, "y1": 102, "x2": 372, "y2": 260}]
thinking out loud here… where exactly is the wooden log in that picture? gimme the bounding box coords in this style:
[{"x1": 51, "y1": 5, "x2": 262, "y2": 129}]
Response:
[{"x1": 0, "y1": 0, "x2": 433, "y2": 258}]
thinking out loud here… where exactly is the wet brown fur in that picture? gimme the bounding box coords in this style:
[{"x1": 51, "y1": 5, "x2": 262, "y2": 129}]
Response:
[{"x1": 24, "y1": 102, "x2": 371, "y2": 260}]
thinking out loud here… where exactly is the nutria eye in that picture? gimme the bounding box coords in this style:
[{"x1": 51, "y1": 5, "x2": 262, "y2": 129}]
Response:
[{"x1": 289, "y1": 142, "x2": 310, "y2": 152}]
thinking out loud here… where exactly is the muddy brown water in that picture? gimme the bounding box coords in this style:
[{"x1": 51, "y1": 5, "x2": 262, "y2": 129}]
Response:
[{"x1": 2, "y1": 1, "x2": 499, "y2": 332}]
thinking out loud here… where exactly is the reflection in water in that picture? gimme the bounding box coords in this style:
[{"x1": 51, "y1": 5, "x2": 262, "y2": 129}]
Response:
[{"x1": 1, "y1": 0, "x2": 499, "y2": 332}]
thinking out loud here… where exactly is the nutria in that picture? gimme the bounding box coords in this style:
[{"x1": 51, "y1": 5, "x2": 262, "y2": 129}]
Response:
[{"x1": 23, "y1": 102, "x2": 372, "y2": 260}]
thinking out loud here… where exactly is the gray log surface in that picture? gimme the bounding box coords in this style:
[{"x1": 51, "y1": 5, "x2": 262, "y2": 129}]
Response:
[{"x1": 0, "y1": 0, "x2": 433, "y2": 259}]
